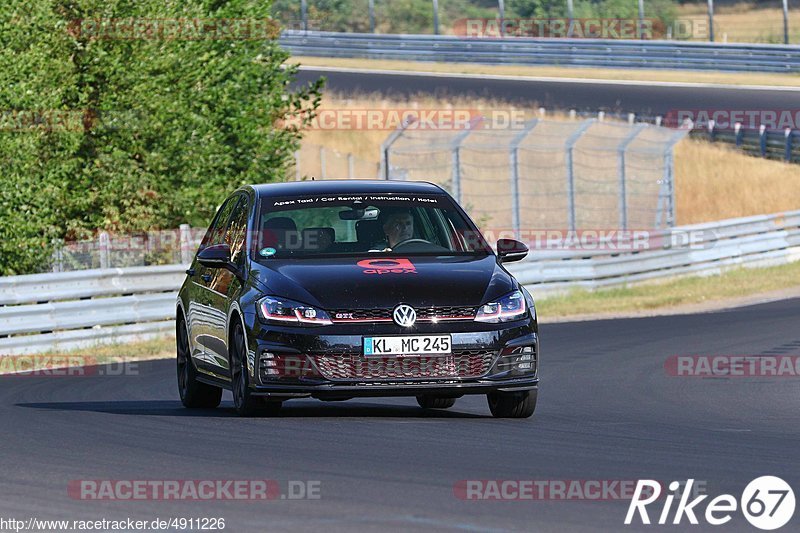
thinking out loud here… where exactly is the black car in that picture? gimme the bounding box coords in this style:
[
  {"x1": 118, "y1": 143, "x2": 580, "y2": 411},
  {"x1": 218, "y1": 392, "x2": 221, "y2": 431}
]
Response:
[{"x1": 176, "y1": 180, "x2": 539, "y2": 418}]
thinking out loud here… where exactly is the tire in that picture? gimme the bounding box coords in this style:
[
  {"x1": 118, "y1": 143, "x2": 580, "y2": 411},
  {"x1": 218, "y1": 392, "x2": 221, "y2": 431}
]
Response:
[
  {"x1": 416, "y1": 396, "x2": 457, "y2": 409},
  {"x1": 177, "y1": 316, "x2": 222, "y2": 409},
  {"x1": 487, "y1": 390, "x2": 537, "y2": 419},
  {"x1": 230, "y1": 322, "x2": 283, "y2": 417}
]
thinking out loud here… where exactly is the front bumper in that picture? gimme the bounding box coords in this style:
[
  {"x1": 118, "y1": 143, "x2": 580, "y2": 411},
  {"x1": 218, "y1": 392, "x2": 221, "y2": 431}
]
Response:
[{"x1": 246, "y1": 317, "x2": 539, "y2": 399}]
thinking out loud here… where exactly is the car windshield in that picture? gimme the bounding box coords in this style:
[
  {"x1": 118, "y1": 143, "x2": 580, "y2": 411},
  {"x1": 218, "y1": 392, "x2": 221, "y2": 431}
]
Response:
[{"x1": 253, "y1": 193, "x2": 492, "y2": 259}]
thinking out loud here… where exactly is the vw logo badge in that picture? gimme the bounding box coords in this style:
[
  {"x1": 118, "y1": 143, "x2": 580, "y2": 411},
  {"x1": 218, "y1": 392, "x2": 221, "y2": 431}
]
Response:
[{"x1": 392, "y1": 304, "x2": 416, "y2": 328}]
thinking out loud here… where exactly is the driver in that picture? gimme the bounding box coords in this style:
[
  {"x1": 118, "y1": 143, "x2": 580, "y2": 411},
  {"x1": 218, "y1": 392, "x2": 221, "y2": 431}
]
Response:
[{"x1": 376, "y1": 208, "x2": 414, "y2": 250}]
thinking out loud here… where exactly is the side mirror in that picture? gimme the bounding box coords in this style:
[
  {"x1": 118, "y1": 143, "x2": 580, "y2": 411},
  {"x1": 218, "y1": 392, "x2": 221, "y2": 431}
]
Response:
[
  {"x1": 496, "y1": 238, "x2": 528, "y2": 263},
  {"x1": 197, "y1": 243, "x2": 232, "y2": 269}
]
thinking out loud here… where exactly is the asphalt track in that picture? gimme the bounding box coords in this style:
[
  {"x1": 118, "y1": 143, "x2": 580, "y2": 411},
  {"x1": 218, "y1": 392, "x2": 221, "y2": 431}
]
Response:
[
  {"x1": 2, "y1": 297, "x2": 799, "y2": 531},
  {"x1": 294, "y1": 68, "x2": 800, "y2": 117}
]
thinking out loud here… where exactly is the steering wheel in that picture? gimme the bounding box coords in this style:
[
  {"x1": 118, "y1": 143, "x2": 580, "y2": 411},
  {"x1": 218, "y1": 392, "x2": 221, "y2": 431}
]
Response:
[{"x1": 391, "y1": 238, "x2": 430, "y2": 249}]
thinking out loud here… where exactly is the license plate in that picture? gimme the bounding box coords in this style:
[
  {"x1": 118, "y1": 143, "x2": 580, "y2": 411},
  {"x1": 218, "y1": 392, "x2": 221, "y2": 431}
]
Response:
[{"x1": 363, "y1": 335, "x2": 452, "y2": 356}]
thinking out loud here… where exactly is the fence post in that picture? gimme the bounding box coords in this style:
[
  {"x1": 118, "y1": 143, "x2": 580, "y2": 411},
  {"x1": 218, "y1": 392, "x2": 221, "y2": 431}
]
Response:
[
  {"x1": 637, "y1": 0, "x2": 645, "y2": 39},
  {"x1": 380, "y1": 120, "x2": 413, "y2": 180},
  {"x1": 348, "y1": 153, "x2": 355, "y2": 179},
  {"x1": 785, "y1": 128, "x2": 793, "y2": 162},
  {"x1": 369, "y1": 0, "x2": 376, "y2": 33},
  {"x1": 618, "y1": 124, "x2": 647, "y2": 231},
  {"x1": 509, "y1": 120, "x2": 539, "y2": 240},
  {"x1": 567, "y1": 0, "x2": 574, "y2": 38},
  {"x1": 450, "y1": 122, "x2": 479, "y2": 204},
  {"x1": 783, "y1": 0, "x2": 790, "y2": 44},
  {"x1": 51, "y1": 239, "x2": 64, "y2": 273},
  {"x1": 99, "y1": 231, "x2": 110, "y2": 269},
  {"x1": 432, "y1": 0, "x2": 440, "y2": 35},
  {"x1": 180, "y1": 224, "x2": 193, "y2": 265},
  {"x1": 759, "y1": 125, "x2": 767, "y2": 156},
  {"x1": 659, "y1": 130, "x2": 689, "y2": 228},
  {"x1": 707, "y1": 0, "x2": 715, "y2": 42},
  {"x1": 564, "y1": 119, "x2": 595, "y2": 232}
]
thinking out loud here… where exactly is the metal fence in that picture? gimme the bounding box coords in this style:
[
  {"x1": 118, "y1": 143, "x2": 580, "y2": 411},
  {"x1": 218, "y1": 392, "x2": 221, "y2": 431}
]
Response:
[
  {"x1": 514, "y1": 209, "x2": 800, "y2": 294},
  {"x1": 279, "y1": 30, "x2": 800, "y2": 72},
  {"x1": 381, "y1": 117, "x2": 688, "y2": 233},
  {"x1": 279, "y1": 0, "x2": 800, "y2": 44},
  {"x1": 2, "y1": 210, "x2": 798, "y2": 355},
  {"x1": 51, "y1": 225, "x2": 204, "y2": 273}
]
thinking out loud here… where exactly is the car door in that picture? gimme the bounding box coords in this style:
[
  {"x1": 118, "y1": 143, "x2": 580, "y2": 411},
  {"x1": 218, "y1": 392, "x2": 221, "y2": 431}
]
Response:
[
  {"x1": 188, "y1": 196, "x2": 238, "y2": 374},
  {"x1": 203, "y1": 194, "x2": 250, "y2": 377}
]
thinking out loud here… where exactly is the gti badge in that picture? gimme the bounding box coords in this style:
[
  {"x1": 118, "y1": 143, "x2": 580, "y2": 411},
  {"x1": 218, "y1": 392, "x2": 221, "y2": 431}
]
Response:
[{"x1": 392, "y1": 304, "x2": 416, "y2": 328}]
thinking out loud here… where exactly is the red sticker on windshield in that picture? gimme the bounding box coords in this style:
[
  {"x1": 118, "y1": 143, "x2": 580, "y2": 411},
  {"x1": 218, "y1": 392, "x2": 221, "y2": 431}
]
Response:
[{"x1": 357, "y1": 258, "x2": 417, "y2": 275}]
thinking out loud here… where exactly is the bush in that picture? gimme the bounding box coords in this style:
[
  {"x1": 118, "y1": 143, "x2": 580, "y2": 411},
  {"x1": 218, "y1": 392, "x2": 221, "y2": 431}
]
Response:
[{"x1": 0, "y1": 0, "x2": 322, "y2": 275}]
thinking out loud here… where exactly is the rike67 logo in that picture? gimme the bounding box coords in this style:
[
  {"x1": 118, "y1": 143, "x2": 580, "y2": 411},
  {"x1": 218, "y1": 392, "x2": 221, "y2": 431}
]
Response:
[
  {"x1": 626, "y1": 477, "x2": 795, "y2": 530},
  {"x1": 357, "y1": 258, "x2": 417, "y2": 275}
]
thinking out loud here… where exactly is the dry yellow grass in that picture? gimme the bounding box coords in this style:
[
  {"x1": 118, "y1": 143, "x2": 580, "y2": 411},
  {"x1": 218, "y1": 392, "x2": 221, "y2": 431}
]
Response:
[
  {"x1": 302, "y1": 94, "x2": 800, "y2": 224},
  {"x1": 0, "y1": 336, "x2": 175, "y2": 374},
  {"x1": 288, "y1": 56, "x2": 800, "y2": 88},
  {"x1": 675, "y1": 140, "x2": 800, "y2": 223},
  {"x1": 677, "y1": 3, "x2": 800, "y2": 44},
  {"x1": 537, "y1": 261, "x2": 800, "y2": 316}
]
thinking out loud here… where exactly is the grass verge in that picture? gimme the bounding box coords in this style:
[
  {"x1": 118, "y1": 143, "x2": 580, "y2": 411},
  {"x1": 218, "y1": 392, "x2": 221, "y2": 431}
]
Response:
[
  {"x1": 289, "y1": 56, "x2": 800, "y2": 88},
  {"x1": 536, "y1": 260, "x2": 800, "y2": 320},
  {"x1": 0, "y1": 336, "x2": 175, "y2": 375}
]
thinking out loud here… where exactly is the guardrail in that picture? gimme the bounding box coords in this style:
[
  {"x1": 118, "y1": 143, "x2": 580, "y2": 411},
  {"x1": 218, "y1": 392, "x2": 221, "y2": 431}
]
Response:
[
  {"x1": 514, "y1": 210, "x2": 800, "y2": 293},
  {"x1": 1, "y1": 210, "x2": 798, "y2": 355},
  {"x1": 0, "y1": 265, "x2": 185, "y2": 356},
  {"x1": 279, "y1": 31, "x2": 800, "y2": 73},
  {"x1": 690, "y1": 126, "x2": 800, "y2": 164}
]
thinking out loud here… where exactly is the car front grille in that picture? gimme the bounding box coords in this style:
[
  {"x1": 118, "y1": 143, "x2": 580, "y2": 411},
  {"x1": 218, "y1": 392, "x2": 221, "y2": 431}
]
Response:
[
  {"x1": 311, "y1": 350, "x2": 495, "y2": 381},
  {"x1": 329, "y1": 306, "x2": 476, "y2": 323}
]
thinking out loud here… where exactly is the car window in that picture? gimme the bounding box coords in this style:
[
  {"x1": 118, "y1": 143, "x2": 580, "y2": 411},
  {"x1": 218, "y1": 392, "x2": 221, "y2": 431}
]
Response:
[
  {"x1": 225, "y1": 196, "x2": 249, "y2": 268},
  {"x1": 254, "y1": 194, "x2": 492, "y2": 259},
  {"x1": 199, "y1": 196, "x2": 238, "y2": 251}
]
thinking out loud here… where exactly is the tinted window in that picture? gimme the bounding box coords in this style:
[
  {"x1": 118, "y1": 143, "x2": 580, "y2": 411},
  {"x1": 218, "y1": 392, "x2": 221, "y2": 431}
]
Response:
[
  {"x1": 199, "y1": 196, "x2": 238, "y2": 251},
  {"x1": 254, "y1": 193, "x2": 491, "y2": 259},
  {"x1": 226, "y1": 196, "x2": 249, "y2": 268}
]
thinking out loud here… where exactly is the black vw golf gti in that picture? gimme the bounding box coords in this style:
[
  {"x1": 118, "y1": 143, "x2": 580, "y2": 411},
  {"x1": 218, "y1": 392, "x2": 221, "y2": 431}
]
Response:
[{"x1": 176, "y1": 180, "x2": 539, "y2": 418}]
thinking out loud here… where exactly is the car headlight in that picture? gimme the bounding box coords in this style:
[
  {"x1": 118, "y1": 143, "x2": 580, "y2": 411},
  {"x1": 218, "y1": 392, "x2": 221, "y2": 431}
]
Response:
[
  {"x1": 474, "y1": 290, "x2": 528, "y2": 323},
  {"x1": 257, "y1": 296, "x2": 332, "y2": 326}
]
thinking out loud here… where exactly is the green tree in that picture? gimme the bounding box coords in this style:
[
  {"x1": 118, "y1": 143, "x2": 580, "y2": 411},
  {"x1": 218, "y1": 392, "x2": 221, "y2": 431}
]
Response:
[{"x1": 0, "y1": 0, "x2": 322, "y2": 275}]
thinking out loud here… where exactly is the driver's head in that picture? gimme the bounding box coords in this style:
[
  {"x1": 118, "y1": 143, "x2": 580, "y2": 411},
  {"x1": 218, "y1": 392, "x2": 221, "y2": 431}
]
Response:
[{"x1": 381, "y1": 208, "x2": 414, "y2": 248}]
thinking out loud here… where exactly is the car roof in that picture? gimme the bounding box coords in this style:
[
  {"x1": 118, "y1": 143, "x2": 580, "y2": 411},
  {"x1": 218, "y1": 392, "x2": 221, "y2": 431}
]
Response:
[{"x1": 249, "y1": 180, "x2": 446, "y2": 198}]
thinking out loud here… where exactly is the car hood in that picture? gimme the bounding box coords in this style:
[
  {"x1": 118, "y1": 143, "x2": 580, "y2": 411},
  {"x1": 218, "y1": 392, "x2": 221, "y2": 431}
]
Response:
[{"x1": 249, "y1": 255, "x2": 515, "y2": 309}]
